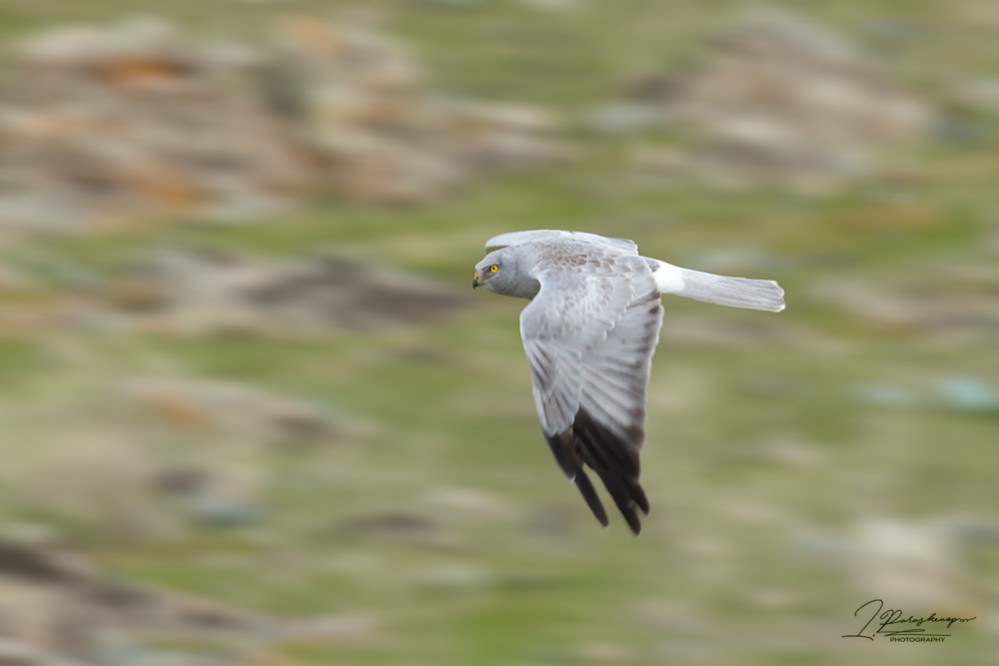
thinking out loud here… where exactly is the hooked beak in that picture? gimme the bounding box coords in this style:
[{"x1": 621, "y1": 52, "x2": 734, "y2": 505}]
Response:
[{"x1": 472, "y1": 271, "x2": 480, "y2": 289}]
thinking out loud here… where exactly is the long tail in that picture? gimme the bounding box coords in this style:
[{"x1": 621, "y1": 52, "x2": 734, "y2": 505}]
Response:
[{"x1": 648, "y1": 259, "x2": 785, "y2": 312}]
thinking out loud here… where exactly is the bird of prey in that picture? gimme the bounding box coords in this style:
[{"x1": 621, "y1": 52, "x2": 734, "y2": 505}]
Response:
[{"x1": 472, "y1": 230, "x2": 785, "y2": 534}]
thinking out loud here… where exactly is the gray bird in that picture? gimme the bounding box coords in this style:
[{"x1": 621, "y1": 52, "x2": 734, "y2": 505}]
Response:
[{"x1": 473, "y1": 230, "x2": 785, "y2": 534}]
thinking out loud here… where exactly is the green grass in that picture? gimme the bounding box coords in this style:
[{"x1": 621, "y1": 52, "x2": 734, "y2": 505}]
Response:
[{"x1": 0, "y1": 338, "x2": 52, "y2": 388}]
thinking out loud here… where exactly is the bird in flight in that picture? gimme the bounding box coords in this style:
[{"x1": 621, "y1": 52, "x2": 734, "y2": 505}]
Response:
[{"x1": 472, "y1": 230, "x2": 785, "y2": 534}]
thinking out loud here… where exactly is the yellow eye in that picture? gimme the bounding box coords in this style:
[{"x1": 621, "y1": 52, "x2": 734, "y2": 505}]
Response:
[{"x1": 488, "y1": 264, "x2": 499, "y2": 273}]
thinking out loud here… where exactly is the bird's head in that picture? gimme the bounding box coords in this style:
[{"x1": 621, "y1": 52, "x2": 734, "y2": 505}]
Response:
[
  {"x1": 473, "y1": 248, "x2": 537, "y2": 298},
  {"x1": 472, "y1": 249, "x2": 507, "y2": 293}
]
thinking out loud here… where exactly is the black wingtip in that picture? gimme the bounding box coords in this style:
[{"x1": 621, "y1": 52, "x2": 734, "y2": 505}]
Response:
[
  {"x1": 572, "y1": 469, "x2": 609, "y2": 527},
  {"x1": 571, "y1": 410, "x2": 651, "y2": 534},
  {"x1": 545, "y1": 410, "x2": 652, "y2": 534},
  {"x1": 604, "y1": 476, "x2": 647, "y2": 535}
]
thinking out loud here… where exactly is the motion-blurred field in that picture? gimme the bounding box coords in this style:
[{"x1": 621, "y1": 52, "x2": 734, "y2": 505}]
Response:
[{"x1": 1, "y1": 1, "x2": 997, "y2": 665}]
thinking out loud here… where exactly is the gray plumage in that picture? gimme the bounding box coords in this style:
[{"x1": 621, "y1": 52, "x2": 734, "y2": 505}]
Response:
[{"x1": 473, "y1": 230, "x2": 784, "y2": 534}]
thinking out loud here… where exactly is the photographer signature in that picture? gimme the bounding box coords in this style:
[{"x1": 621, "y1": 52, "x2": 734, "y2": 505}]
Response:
[{"x1": 842, "y1": 598, "x2": 977, "y2": 640}]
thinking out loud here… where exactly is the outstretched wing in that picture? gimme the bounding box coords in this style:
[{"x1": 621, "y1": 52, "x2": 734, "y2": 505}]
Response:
[
  {"x1": 519, "y1": 246, "x2": 663, "y2": 534},
  {"x1": 486, "y1": 230, "x2": 639, "y2": 256}
]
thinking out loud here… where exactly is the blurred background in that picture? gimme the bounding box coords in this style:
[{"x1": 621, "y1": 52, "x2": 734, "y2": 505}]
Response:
[{"x1": 0, "y1": 0, "x2": 997, "y2": 664}]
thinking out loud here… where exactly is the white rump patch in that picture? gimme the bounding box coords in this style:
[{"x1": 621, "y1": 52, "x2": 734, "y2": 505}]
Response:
[{"x1": 651, "y1": 260, "x2": 785, "y2": 312}]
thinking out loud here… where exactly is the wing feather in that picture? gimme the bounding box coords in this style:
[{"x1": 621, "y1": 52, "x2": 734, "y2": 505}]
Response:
[
  {"x1": 520, "y1": 246, "x2": 663, "y2": 534},
  {"x1": 487, "y1": 230, "x2": 639, "y2": 255}
]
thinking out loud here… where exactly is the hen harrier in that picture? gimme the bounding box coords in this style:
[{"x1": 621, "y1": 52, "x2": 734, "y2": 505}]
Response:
[{"x1": 473, "y1": 230, "x2": 785, "y2": 534}]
